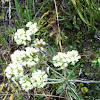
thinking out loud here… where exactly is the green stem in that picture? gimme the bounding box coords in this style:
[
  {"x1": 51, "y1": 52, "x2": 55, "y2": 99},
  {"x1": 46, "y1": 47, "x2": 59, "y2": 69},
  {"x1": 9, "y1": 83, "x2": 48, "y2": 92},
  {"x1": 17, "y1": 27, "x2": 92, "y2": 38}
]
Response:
[
  {"x1": 44, "y1": 62, "x2": 64, "y2": 78},
  {"x1": 33, "y1": 0, "x2": 35, "y2": 14},
  {"x1": 46, "y1": 80, "x2": 65, "y2": 84},
  {"x1": 47, "y1": 78, "x2": 65, "y2": 81},
  {"x1": 66, "y1": 65, "x2": 77, "y2": 80}
]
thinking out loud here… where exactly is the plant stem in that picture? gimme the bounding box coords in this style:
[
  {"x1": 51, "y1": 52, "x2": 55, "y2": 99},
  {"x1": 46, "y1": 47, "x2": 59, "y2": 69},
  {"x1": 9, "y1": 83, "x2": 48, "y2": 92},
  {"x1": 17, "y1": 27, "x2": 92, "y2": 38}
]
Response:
[
  {"x1": 44, "y1": 62, "x2": 64, "y2": 78},
  {"x1": 68, "y1": 79, "x2": 100, "y2": 83},
  {"x1": 46, "y1": 80, "x2": 65, "y2": 84},
  {"x1": 47, "y1": 78, "x2": 65, "y2": 81}
]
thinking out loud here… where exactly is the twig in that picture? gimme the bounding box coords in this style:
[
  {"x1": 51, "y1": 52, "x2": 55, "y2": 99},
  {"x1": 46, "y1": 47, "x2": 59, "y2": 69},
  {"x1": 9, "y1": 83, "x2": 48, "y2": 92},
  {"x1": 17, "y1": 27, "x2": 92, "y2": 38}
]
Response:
[
  {"x1": 0, "y1": 93, "x2": 66, "y2": 99},
  {"x1": 68, "y1": 79, "x2": 100, "y2": 83},
  {"x1": 9, "y1": 0, "x2": 11, "y2": 25},
  {"x1": 53, "y1": 0, "x2": 62, "y2": 52},
  {"x1": 38, "y1": 10, "x2": 50, "y2": 24},
  {"x1": 0, "y1": 6, "x2": 16, "y2": 10}
]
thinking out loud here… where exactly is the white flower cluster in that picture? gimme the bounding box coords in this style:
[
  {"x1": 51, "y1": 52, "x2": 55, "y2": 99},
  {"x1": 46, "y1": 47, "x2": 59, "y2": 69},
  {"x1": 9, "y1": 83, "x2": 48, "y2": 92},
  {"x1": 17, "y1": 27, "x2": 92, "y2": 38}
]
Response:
[
  {"x1": 53, "y1": 52, "x2": 69, "y2": 69},
  {"x1": 5, "y1": 63, "x2": 24, "y2": 79},
  {"x1": 33, "y1": 38, "x2": 46, "y2": 51},
  {"x1": 33, "y1": 38, "x2": 46, "y2": 47},
  {"x1": 25, "y1": 47, "x2": 39, "y2": 67},
  {"x1": 67, "y1": 50, "x2": 81, "y2": 65},
  {"x1": 19, "y1": 70, "x2": 47, "y2": 92},
  {"x1": 10, "y1": 47, "x2": 39, "y2": 67},
  {"x1": 5, "y1": 46, "x2": 48, "y2": 91},
  {"x1": 53, "y1": 50, "x2": 81, "y2": 69},
  {"x1": 26, "y1": 22, "x2": 38, "y2": 34},
  {"x1": 5, "y1": 47, "x2": 39, "y2": 78},
  {"x1": 19, "y1": 75, "x2": 33, "y2": 92},
  {"x1": 5, "y1": 20, "x2": 49, "y2": 92},
  {"x1": 10, "y1": 50, "x2": 26, "y2": 65},
  {"x1": 5, "y1": 47, "x2": 39, "y2": 79},
  {"x1": 14, "y1": 22, "x2": 38, "y2": 45},
  {"x1": 30, "y1": 70, "x2": 48, "y2": 88}
]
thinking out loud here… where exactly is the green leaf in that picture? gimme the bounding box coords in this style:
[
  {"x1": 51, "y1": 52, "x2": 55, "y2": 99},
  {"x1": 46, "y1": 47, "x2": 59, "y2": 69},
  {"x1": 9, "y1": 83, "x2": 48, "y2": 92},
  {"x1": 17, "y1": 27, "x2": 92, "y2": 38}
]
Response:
[
  {"x1": 66, "y1": 65, "x2": 77, "y2": 80},
  {"x1": 86, "y1": 0, "x2": 90, "y2": 5},
  {"x1": 77, "y1": 9, "x2": 90, "y2": 25},
  {"x1": 68, "y1": 92, "x2": 79, "y2": 100},
  {"x1": 14, "y1": 0, "x2": 22, "y2": 23},
  {"x1": 97, "y1": 59, "x2": 100, "y2": 66},
  {"x1": 33, "y1": 0, "x2": 35, "y2": 14},
  {"x1": 47, "y1": 45, "x2": 57, "y2": 55},
  {"x1": 0, "y1": 33, "x2": 2, "y2": 40},
  {"x1": 56, "y1": 85, "x2": 63, "y2": 95},
  {"x1": 79, "y1": 83, "x2": 84, "y2": 87},
  {"x1": 81, "y1": 87, "x2": 88, "y2": 94},
  {"x1": 92, "y1": 60, "x2": 97, "y2": 66},
  {"x1": 37, "y1": 95, "x2": 44, "y2": 100},
  {"x1": 25, "y1": 6, "x2": 30, "y2": 22}
]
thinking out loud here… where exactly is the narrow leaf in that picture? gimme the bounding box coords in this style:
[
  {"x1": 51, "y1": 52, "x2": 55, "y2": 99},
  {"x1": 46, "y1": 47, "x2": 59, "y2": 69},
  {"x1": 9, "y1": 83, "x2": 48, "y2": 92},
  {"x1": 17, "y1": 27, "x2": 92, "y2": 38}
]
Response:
[
  {"x1": 14, "y1": 0, "x2": 22, "y2": 23},
  {"x1": 10, "y1": 94, "x2": 14, "y2": 100},
  {"x1": 0, "y1": 83, "x2": 4, "y2": 92}
]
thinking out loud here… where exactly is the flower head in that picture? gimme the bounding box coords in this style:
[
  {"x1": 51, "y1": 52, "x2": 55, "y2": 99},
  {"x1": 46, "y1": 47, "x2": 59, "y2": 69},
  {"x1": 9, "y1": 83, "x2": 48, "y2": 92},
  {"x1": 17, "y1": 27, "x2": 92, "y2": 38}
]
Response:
[
  {"x1": 26, "y1": 21, "x2": 32, "y2": 27},
  {"x1": 28, "y1": 23, "x2": 38, "y2": 34},
  {"x1": 19, "y1": 75, "x2": 33, "y2": 92},
  {"x1": 14, "y1": 29, "x2": 27, "y2": 45},
  {"x1": 52, "y1": 50, "x2": 81, "y2": 69},
  {"x1": 10, "y1": 50, "x2": 26, "y2": 65},
  {"x1": 25, "y1": 47, "x2": 39, "y2": 67},
  {"x1": 34, "y1": 38, "x2": 46, "y2": 47},
  {"x1": 53, "y1": 52, "x2": 69, "y2": 69},
  {"x1": 25, "y1": 47, "x2": 39, "y2": 57},
  {"x1": 30, "y1": 70, "x2": 48, "y2": 88},
  {"x1": 14, "y1": 22, "x2": 38, "y2": 45},
  {"x1": 66, "y1": 50, "x2": 81, "y2": 65},
  {"x1": 5, "y1": 63, "x2": 24, "y2": 79}
]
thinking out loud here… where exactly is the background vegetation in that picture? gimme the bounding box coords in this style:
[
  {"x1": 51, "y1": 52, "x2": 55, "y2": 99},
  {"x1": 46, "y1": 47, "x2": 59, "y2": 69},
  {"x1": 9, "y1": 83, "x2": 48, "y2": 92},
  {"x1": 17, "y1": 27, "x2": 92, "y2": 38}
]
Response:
[{"x1": 0, "y1": 0, "x2": 100, "y2": 100}]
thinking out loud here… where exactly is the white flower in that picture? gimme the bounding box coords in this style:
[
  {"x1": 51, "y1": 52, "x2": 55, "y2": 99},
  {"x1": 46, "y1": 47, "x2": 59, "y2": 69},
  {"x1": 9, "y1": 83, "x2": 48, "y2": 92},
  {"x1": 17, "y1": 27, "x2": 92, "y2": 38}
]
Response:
[
  {"x1": 26, "y1": 30, "x2": 32, "y2": 41},
  {"x1": 33, "y1": 38, "x2": 46, "y2": 52},
  {"x1": 34, "y1": 38, "x2": 46, "y2": 47},
  {"x1": 12, "y1": 64, "x2": 24, "y2": 78},
  {"x1": 5, "y1": 63, "x2": 24, "y2": 79},
  {"x1": 19, "y1": 75, "x2": 33, "y2": 92},
  {"x1": 66, "y1": 50, "x2": 81, "y2": 65},
  {"x1": 25, "y1": 47, "x2": 39, "y2": 67},
  {"x1": 25, "y1": 31, "x2": 31, "y2": 41},
  {"x1": 5, "y1": 64, "x2": 12, "y2": 79},
  {"x1": 14, "y1": 22, "x2": 38, "y2": 45},
  {"x1": 52, "y1": 50, "x2": 81, "y2": 69},
  {"x1": 25, "y1": 47, "x2": 39, "y2": 57},
  {"x1": 26, "y1": 58, "x2": 37, "y2": 67},
  {"x1": 15, "y1": 29, "x2": 26, "y2": 40},
  {"x1": 10, "y1": 47, "x2": 39, "y2": 68},
  {"x1": 30, "y1": 70, "x2": 48, "y2": 88},
  {"x1": 98, "y1": 7, "x2": 100, "y2": 11},
  {"x1": 14, "y1": 28, "x2": 32, "y2": 45},
  {"x1": 29, "y1": 23, "x2": 38, "y2": 34},
  {"x1": 14, "y1": 28, "x2": 27, "y2": 45},
  {"x1": 10, "y1": 50, "x2": 26, "y2": 65},
  {"x1": 26, "y1": 21, "x2": 32, "y2": 27},
  {"x1": 53, "y1": 52, "x2": 69, "y2": 69}
]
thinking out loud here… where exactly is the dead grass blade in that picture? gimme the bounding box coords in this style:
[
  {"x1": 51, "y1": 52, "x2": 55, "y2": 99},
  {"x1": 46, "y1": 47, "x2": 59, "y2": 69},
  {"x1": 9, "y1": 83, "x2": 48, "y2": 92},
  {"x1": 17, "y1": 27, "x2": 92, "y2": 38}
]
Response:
[
  {"x1": 9, "y1": 94, "x2": 14, "y2": 100},
  {"x1": 0, "y1": 83, "x2": 4, "y2": 92},
  {"x1": 38, "y1": 10, "x2": 50, "y2": 24}
]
